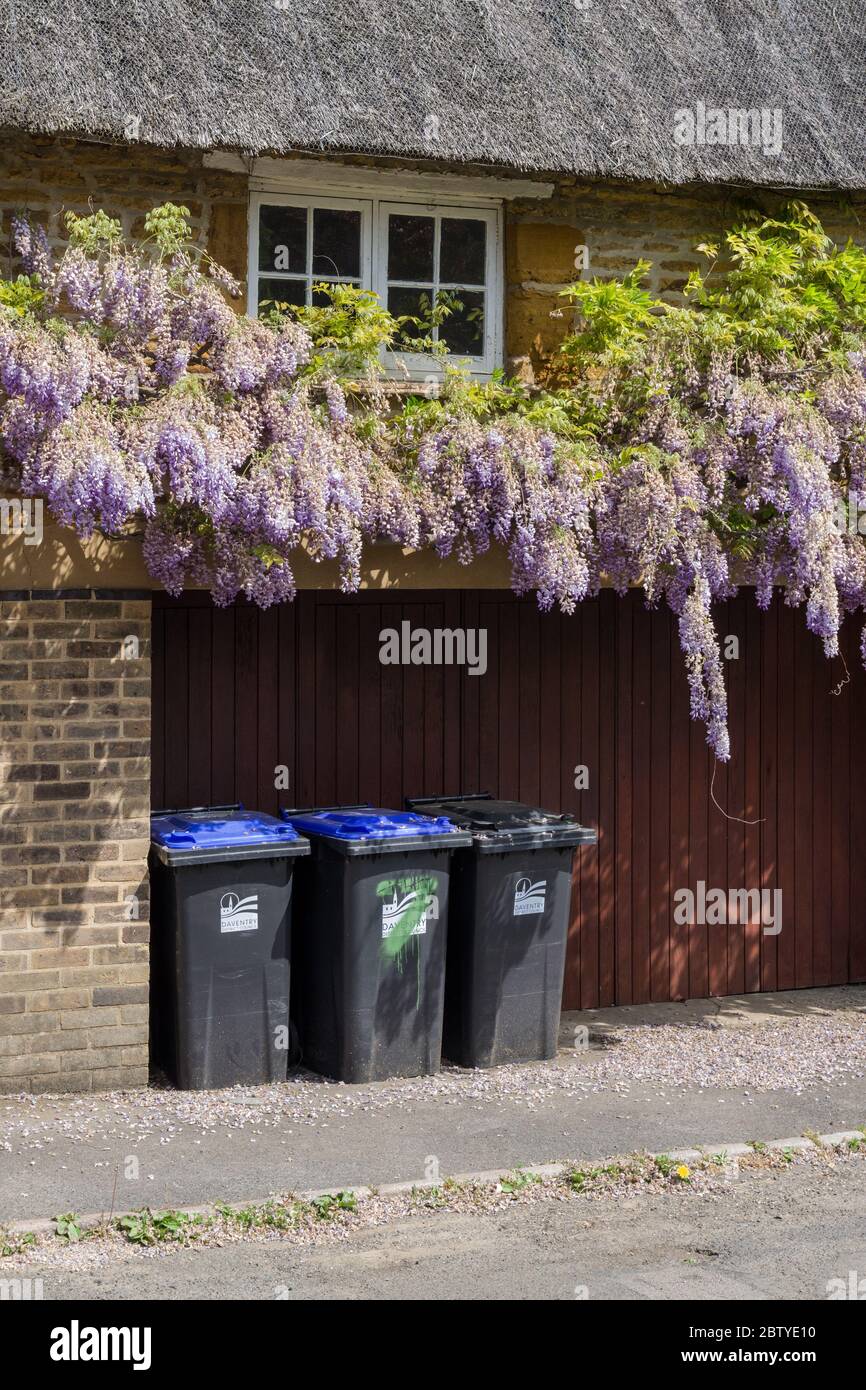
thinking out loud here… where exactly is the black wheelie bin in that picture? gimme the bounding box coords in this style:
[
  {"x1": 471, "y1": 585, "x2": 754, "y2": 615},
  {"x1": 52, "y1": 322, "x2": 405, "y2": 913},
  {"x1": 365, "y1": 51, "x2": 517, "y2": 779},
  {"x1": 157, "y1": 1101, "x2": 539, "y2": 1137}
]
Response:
[
  {"x1": 407, "y1": 793, "x2": 597, "y2": 1068},
  {"x1": 280, "y1": 805, "x2": 471, "y2": 1082},
  {"x1": 149, "y1": 805, "x2": 309, "y2": 1089}
]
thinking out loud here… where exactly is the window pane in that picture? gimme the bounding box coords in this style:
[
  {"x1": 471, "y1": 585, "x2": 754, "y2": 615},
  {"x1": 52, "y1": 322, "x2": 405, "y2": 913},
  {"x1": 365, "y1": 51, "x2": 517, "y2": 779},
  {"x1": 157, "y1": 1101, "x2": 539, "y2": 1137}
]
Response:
[
  {"x1": 313, "y1": 208, "x2": 361, "y2": 279},
  {"x1": 312, "y1": 280, "x2": 361, "y2": 307},
  {"x1": 439, "y1": 289, "x2": 485, "y2": 356},
  {"x1": 440, "y1": 218, "x2": 486, "y2": 285},
  {"x1": 388, "y1": 215, "x2": 435, "y2": 281},
  {"x1": 388, "y1": 286, "x2": 436, "y2": 346},
  {"x1": 259, "y1": 205, "x2": 307, "y2": 275},
  {"x1": 256, "y1": 277, "x2": 307, "y2": 313}
]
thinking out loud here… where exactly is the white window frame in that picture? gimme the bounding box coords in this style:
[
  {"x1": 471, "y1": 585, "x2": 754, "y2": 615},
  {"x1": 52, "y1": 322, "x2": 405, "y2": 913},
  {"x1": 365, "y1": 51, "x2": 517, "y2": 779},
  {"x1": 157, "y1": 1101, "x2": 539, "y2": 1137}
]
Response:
[
  {"x1": 248, "y1": 187, "x2": 504, "y2": 380},
  {"x1": 247, "y1": 191, "x2": 373, "y2": 310},
  {"x1": 377, "y1": 201, "x2": 500, "y2": 379}
]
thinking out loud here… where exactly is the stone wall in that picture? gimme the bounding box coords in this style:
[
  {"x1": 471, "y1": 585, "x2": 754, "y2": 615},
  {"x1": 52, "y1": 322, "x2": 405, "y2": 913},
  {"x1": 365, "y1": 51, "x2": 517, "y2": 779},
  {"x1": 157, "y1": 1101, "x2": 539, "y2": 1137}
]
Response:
[
  {"x1": 5, "y1": 133, "x2": 865, "y2": 383},
  {"x1": 0, "y1": 591, "x2": 151, "y2": 1093}
]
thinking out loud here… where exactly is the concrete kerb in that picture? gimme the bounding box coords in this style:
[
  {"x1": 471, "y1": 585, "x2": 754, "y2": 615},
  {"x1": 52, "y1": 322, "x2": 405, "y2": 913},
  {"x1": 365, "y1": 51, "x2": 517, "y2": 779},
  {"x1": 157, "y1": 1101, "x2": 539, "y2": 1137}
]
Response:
[{"x1": 4, "y1": 1130, "x2": 864, "y2": 1239}]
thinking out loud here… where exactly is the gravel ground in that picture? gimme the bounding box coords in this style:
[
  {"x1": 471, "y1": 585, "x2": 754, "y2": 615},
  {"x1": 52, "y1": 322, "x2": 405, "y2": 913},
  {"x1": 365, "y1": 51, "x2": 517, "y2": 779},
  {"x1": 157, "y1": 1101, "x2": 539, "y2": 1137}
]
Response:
[
  {"x1": 3, "y1": 1135, "x2": 863, "y2": 1278},
  {"x1": 3, "y1": 1012, "x2": 865, "y2": 1156}
]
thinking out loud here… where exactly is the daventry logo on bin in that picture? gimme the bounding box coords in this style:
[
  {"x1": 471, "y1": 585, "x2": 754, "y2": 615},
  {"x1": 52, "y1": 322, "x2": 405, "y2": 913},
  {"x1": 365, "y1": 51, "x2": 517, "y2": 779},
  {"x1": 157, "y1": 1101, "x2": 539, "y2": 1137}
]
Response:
[
  {"x1": 381, "y1": 885, "x2": 438, "y2": 938},
  {"x1": 219, "y1": 892, "x2": 259, "y2": 933},
  {"x1": 513, "y1": 877, "x2": 546, "y2": 916}
]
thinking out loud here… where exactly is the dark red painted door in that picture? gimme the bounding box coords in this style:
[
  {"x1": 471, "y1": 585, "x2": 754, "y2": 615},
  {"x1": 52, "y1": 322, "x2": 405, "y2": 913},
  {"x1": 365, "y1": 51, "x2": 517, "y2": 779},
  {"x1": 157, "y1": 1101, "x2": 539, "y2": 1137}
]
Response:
[{"x1": 152, "y1": 589, "x2": 866, "y2": 1007}]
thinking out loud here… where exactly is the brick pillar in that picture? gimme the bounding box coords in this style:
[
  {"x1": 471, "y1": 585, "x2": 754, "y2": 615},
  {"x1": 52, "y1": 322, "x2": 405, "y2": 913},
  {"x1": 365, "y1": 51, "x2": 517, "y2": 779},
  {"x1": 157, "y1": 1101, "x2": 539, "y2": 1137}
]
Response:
[{"x1": 0, "y1": 590, "x2": 151, "y2": 1093}]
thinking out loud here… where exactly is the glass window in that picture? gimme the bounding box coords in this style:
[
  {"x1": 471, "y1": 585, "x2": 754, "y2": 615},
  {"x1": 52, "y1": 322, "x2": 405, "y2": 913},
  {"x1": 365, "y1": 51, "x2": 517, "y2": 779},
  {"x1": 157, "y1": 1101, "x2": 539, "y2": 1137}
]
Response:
[
  {"x1": 382, "y1": 208, "x2": 490, "y2": 360},
  {"x1": 254, "y1": 201, "x2": 363, "y2": 309},
  {"x1": 252, "y1": 195, "x2": 498, "y2": 372}
]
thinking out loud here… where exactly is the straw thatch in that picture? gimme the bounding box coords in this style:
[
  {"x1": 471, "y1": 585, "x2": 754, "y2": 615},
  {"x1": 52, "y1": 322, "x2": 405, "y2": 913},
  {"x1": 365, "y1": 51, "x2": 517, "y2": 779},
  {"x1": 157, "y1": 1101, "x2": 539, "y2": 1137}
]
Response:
[{"x1": 1, "y1": 0, "x2": 864, "y2": 187}]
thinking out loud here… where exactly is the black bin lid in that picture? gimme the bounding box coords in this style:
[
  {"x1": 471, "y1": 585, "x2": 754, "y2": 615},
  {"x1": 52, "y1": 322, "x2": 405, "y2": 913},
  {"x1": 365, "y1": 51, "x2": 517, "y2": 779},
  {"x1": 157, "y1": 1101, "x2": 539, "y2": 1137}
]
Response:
[{"x1": 406, "y1": 794, "x2": 597, "y2": 853}]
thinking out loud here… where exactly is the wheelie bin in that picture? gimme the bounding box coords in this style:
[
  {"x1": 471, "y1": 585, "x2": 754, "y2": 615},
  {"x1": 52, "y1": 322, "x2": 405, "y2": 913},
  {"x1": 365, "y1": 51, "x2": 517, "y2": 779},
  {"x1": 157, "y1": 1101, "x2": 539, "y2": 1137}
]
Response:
[
  {"x1": 149, "y1": 804, "x2": 309, "y2": 1090},
  {"x1": 280, "y1": 805, "x2": 471, "y2": 1082},
  {"x1": 407, "y1": 793, "x2": 597, "y2": 1068}
]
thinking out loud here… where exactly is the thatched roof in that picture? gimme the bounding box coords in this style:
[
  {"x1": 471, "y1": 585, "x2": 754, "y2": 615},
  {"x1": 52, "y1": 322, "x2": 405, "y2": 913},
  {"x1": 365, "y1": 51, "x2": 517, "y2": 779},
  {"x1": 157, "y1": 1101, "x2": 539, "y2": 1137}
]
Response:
[{"x1": 1, "y1": 0, "x2": 864, "y2": 188}]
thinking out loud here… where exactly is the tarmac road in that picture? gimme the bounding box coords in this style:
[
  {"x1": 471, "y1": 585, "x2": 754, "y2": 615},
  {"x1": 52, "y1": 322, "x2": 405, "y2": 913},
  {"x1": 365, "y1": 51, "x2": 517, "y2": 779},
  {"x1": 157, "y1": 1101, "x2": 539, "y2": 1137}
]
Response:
[{"x1": 11, "y1": 1153, "x2": 866, "y2": 1301}]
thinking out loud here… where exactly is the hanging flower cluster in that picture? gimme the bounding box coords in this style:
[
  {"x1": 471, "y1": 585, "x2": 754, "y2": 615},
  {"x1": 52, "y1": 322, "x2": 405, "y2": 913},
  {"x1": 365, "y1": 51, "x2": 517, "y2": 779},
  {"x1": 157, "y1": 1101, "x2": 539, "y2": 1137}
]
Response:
[{"x1": 3, "y1": 201, "x2": 866, "y2": 761}]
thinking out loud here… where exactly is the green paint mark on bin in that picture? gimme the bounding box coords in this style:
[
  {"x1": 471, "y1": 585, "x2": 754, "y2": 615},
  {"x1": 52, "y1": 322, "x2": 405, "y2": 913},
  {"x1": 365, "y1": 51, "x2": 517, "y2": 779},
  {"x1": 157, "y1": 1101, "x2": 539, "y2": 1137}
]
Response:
[{"x1": 377, "y1": 874, "x2": 439, "y2": 973}]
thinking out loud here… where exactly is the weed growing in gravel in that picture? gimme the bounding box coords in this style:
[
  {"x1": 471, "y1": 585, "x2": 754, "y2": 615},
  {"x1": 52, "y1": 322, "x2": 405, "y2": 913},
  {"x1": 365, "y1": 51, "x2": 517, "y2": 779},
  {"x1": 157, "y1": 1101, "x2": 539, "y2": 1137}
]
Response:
[
  {"x1": 0, "y1": 1229, "x2": 36, "y2": 1258},
  {"x1": 499, "y1": 1168, "x2": 542, "y2": 1194},
  {"x1": 116, "y1": 1210, "x2": 205, "y2": 1246},
  {"x1": 568, "y1": 1159, "x2": 633, "y2": 1192},
  {"x1": 53, "y1": 1213, "x2": 83, "y2": 1243},
  {"x1": 410, "y1": 1185, "x2": 449, "y2": 1209},
  {"x1": 310, "y1": 1192, "x2": 357, "y2": 1220},
  {"x1": 748, "y1": 1140, "x2": 768, "y2": 1153},
  {"x1": 215, "y1": 1199, "x2": 307, "y2": 1233}
]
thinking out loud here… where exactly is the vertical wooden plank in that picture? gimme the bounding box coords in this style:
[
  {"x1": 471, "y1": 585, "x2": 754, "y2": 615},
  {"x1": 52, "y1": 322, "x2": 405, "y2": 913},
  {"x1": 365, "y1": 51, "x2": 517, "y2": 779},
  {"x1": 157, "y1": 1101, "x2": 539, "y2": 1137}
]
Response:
[
  {"x1": 669, "y1": 604, "x2": 690, "y2": 1003},
  {"x1": 811, "y1": 627, "x2": 832, "y2": 986},
  {"x1": 631, "y1": 597, "x2": 651, "y2": 1004},
  {"x1": 401, "y1": 600, "x2": 425, "y2": 805},
  {"x1": 294, "y1": 594, "x2": 317, "y2": 808},
  {"x1": 314, "y1": 598, "x2": 337, "y2": 806},
  {"x1": 849, "y1": 622, "x2": 866, "y2": 982},
  {"x1": 561, "y1": 601, "x2": 582, "y2": 1007},
  {"x1": 210, "y1": 606, "x2": 236, "y2": 807},
  {"x1": 688, "y1": 700, "x2": 710, "y2": 1002},
  {"x1": 477, "y1": 598, "x2": 500, "y2": 794},
  {"x1": 518, "y1": 600, "x2": 540, "y2": 806},
  {"x1": 776, "y1": 601, "x2": 797, "y2": 990},
  {"x1": 794, "y1": 620, "x2": 814, "y2": 988},
  {"x1": 743, "y1": 598, "x2": 762, "y2": 994},
  {"x1": 423, "y1": 600, "x2": 445, "y2": 796},
  {"x1": 150, "y1": 603, "x2": 166, "y2": 808},
  {"x1": 759, "y1": 594, "x2": 779, "y2": 992},
  {"x1": 498, "y1": 600, "x2": 520, "y2": 799},
  {"x1": 234, "y1": 605, "x2": 259, "y2": 810},
  {"x1": 597, "y1": 592, "x2": 616, "y2": 1006},
  {"x1": 539, "y1": 607, "x2": 562, "y2": 815},
  {"x1": 830, "y1": 620, "x2": 852, "y2": 984},
  {"x1": 650, "y1": 605, "x2": 670, "y2": 1001},
  {"x1": 277, "y1": 600, "x2": 297, "y2": 814},
  {"x1": 379, "y1": 600, "x2": 403, "y2": 810},
  {"x1": 333, "y1": 602, "x2": 360, "y2": 805},
  {"x1": 162, "y1": 608, "x2": 189, "y2": 808},
  {"x1": 578, "y1": 599, "x2": 600, "y2": 1008},
  {"x1": 460, "y1": 591, "x2": 481, "y2": 795},
  {"x1": 442, "y1": 590, "x2": 463, "y2": 795},
  {"x1": 358, "y1": 601, "x2": 383, "y2": 804},
  {"x1": 725, "y1": 597, "x2": 746, "y2": 996},
  {"x1": 256, "y1": 606, "x2": 279, "y2": 815},
  {"x1": 185, "y1": 607, "x2": 212, "y2": 807},
  {"x1": 615, "y1": 592, "x2": 633, "y2": 1004},
  {"x1": 706, "y1": 600, "x2": 729, "y2": 998}
]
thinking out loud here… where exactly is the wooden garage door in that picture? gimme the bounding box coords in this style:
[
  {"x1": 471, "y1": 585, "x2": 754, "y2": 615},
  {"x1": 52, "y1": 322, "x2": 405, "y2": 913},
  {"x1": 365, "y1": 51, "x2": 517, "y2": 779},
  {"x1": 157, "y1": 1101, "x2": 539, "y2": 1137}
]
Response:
[{"x1": 152, "y1": 588, "x2": 866, "y2": 1007}]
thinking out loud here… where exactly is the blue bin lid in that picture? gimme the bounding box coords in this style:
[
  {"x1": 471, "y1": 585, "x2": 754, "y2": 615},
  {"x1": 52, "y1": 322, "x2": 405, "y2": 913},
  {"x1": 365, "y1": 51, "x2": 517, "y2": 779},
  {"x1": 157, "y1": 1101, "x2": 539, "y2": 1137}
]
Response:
[
  {"x1": 281, "y1": 806, "x2": 461, "y2": 842},
  {"x1": 151, "y1": 807, "x2": 303, "y2": 852}
]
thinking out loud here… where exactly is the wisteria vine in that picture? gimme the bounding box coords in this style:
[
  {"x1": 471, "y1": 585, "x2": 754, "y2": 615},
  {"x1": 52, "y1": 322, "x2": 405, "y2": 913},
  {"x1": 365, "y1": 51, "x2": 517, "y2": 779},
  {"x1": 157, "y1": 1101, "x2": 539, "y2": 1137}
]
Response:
[{"x1": 3, "y1": 202, "x2": 866, "y2": 761}]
